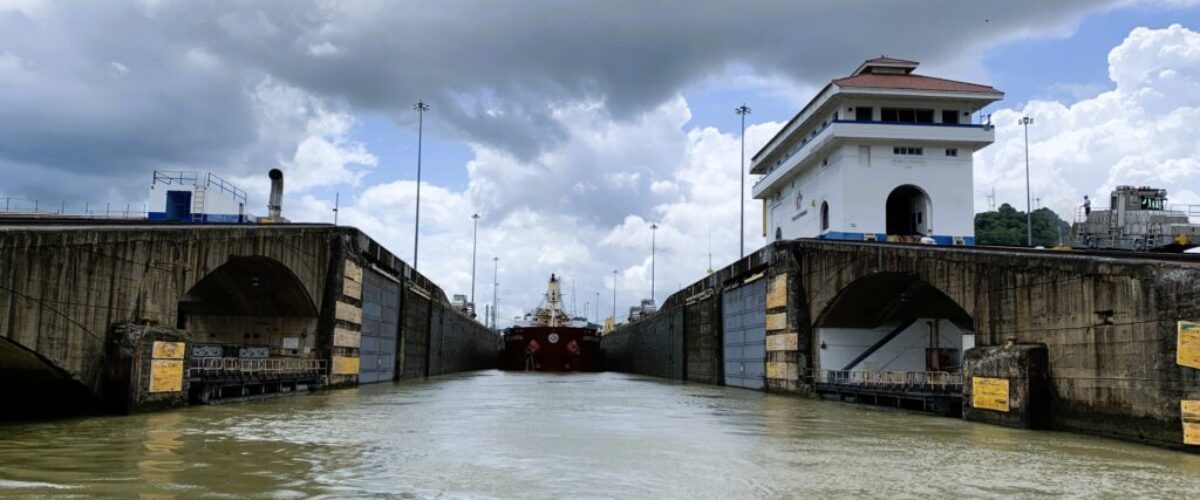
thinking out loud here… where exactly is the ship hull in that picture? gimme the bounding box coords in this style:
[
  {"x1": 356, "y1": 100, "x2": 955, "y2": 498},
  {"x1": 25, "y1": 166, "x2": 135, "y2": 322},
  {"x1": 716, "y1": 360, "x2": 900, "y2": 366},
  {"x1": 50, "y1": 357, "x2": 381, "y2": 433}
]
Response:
[{"x1": 500, "y1": 326, "x2": 601, "y2": 372}]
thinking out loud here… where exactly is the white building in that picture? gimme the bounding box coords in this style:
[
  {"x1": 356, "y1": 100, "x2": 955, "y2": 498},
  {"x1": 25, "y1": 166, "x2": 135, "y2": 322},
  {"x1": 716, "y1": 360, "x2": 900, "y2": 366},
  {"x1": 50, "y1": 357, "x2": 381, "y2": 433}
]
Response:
[{"x1": 751, "y1": 57, "x2": 1003, "y2": 245}]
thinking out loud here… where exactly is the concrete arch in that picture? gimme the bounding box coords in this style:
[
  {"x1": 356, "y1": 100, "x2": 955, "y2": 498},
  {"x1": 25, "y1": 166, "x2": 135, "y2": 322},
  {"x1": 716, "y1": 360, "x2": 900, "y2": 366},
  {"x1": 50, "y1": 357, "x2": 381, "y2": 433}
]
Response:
[
  {"x1": 811, "y1": 271, "x2": 975, "y2": 373},
  {"x1": 815, "y1": 272, "x2": 972, "y2": 331},
  {"x1": 0, "y1": 335, "x2": 100, "y2": 417},
  {"x1": 180, "y1": 256, "x2": 319, "y2": 319},
  {"x1": 178, "y1": 255, "x2": 320, "y2": 347}
]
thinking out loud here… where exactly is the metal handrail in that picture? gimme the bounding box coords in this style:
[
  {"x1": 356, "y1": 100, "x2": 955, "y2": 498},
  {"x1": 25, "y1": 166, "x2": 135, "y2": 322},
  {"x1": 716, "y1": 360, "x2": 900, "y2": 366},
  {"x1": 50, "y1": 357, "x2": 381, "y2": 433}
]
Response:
[
  {"x1": 808, "y1": 369, "x2": 962, "y2": 389},
  {"x1": 189, "y1": 357, "x2": 328, "y2": 377},
  {"x1": 152, "y1": 170, "x2": 248, "y2": 204}
]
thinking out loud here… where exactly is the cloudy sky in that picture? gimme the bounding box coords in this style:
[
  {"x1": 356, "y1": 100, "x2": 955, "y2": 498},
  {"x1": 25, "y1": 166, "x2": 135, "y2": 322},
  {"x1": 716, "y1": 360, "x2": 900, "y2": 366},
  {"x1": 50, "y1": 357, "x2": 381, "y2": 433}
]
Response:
[{"x1": 3, "y1": 1, "x2": 1200, "y2": 326}]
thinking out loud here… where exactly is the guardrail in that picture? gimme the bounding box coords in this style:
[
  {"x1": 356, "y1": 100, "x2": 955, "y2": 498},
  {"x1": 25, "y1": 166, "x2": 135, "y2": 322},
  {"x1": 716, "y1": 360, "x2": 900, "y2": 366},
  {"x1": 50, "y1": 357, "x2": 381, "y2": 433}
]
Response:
[
  {"x1": 153, "y1": 170, "x2": 248, "y2": 204},
  {"x1": 188, "y1": 357, "x2": 327, "y2": 378},
  {"x1": 808, "y1": 369, "x2": 962, "y2": 391},
  {"x1": 0, "y1": 198, "x2": 148, "y2": 219}
]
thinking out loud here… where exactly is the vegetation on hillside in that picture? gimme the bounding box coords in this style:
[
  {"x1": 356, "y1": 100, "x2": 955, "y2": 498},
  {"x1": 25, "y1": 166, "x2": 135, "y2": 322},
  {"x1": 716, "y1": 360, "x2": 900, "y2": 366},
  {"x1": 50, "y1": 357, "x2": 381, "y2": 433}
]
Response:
[{"x1": 974, "y1": 203, "x2": 1071, "y2": 247}]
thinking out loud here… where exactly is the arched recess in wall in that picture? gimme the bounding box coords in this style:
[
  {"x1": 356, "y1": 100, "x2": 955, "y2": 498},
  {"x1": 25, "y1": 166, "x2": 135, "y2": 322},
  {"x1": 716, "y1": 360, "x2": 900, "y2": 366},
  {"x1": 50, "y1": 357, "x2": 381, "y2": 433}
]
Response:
[
  {"x1": 178, "y1": 256, "x2": 320, "y2": 351},
  {"x1": 0, "y1": 336, "x2": 100, "y2": 417},
  {"x1": 820, "y1": 201, "x2": 830, "y2": 232},
  {"x1": 813, "y1": 272, "x2": 973, "y2": 373},
  {"x1": 885, "y1": 185, "x2": 931, "y2": 236}
]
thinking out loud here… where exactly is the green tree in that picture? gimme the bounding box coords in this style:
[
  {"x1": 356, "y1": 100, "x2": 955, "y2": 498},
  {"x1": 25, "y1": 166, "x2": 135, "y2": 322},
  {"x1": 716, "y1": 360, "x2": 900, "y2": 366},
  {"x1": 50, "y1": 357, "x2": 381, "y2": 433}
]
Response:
[{"x1": 974, "y1": 203, "x2": 1070, "y2": 247}]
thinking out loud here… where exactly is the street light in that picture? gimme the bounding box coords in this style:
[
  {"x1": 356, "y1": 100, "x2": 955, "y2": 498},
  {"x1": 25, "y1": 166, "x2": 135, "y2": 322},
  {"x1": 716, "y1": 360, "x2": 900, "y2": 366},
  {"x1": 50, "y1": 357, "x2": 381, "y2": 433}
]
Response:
[
  {"x1": 650, "y1": 223, "x2": 658, "y2": 305},
  {"x1": 736, "y1": 103, "x2": 752, "y2": 259},
  {"x1": 612, "y1": 270, "x2": 618, "y2": 322},
  {"x1": 470, "y1": 213, "x2": 480, "y2": 315},
  {"x1": 413, "y1": 100, "x2": 431, "y2": 270},
  {"x1": 1019, "y1": 115, "x2": 1034, "y2": 247},
  {"x1": 492, "y1": 256, "x2": 499, "y2": 330}
]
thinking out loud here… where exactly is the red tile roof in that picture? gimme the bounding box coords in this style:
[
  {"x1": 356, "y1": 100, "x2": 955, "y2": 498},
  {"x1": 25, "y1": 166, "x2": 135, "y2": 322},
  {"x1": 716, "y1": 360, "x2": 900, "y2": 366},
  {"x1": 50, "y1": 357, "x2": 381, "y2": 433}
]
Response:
[
  {"x1": 833, "y1": 73, "x2": 1001, "y2": 94},
  {"x1": 863, "y1": 56, "x2": 919, "y2": 66}
]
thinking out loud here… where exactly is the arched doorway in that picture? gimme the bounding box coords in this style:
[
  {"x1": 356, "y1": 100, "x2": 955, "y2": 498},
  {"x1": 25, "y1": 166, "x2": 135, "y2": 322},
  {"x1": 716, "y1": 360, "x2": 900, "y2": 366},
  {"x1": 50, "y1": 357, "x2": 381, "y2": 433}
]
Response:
[
  {"x1": 885, "y1": 185, "x2": 931, "y2": 236},
  {"x1": 178, "y1": 256, "x2": 319, "y2": 354}
]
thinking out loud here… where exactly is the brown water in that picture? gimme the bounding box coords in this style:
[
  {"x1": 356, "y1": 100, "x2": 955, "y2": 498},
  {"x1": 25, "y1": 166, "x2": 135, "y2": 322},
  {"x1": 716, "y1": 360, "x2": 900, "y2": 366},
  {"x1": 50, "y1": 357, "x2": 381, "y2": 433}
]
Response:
[{"x1": 0, "y1": 371, "x2": 1198, "y2": 499}]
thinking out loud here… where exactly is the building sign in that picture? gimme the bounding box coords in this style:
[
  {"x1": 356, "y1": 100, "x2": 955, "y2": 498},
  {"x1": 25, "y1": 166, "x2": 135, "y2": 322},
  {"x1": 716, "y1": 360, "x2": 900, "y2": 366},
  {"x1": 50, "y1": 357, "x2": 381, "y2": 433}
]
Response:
[
  {"x1": 1183, "y1": 400, "x2": 1200, "y2": 446},
  {"x1": 790, "y1": 190, "x2": 808, "y2": 221},
  {"x1": 148, "y1": 341, "x2": 185, "y2": 393},
  {"x1": 1178, "y1": 321, "x2": 1200, "y2": 369},
  {"x1": 971, "y1": 377, "x2": 1010, "y2": 412}
]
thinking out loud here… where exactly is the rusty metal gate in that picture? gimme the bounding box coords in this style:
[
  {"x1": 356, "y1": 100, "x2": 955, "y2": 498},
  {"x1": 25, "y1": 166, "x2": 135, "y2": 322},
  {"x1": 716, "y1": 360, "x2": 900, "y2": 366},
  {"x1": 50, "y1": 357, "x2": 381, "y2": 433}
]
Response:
[
  {"x1": 359, "y1": 268, "x2": 400, "y2": 383},
  {"x1": 722, "y1": 277, "x2": 766, "y2": 390}
]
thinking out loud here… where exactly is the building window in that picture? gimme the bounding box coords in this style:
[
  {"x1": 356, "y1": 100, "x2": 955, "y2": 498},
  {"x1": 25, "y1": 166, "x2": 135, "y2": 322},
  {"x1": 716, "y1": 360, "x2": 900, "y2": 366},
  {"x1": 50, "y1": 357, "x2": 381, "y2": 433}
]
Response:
[
  {"x1": 881, "y1": 108, "x2": 934, "y2": 124},
  {"x1": 893, "y1": 146, "x2": 923, "y2": 155},
  {"x1": 775, "y1": 227, "x2": 783, "y2": 241},
  {"x1": 855, "y1": 107, "x2": 872, "y2": 121},
  {"x1": 941, "y1": 110, "x2": 959, "y2": 124},
  {"x1": 945, "y1": 148, "x2": 958, "y2": 157},
  {"x1": 820, "y1": 202, "x2": 830, "y2": 231}
]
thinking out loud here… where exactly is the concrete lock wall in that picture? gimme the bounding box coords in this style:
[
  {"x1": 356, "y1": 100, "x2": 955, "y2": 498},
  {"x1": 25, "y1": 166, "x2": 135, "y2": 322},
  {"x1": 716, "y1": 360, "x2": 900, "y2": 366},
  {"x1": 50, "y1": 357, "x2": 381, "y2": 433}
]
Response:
[
  {"x1": 0, "y1": 224, "x2": 497, "y2": 415},
  {"x1": 603, "y1": 238, "x2": 1200, "y2": 450}
]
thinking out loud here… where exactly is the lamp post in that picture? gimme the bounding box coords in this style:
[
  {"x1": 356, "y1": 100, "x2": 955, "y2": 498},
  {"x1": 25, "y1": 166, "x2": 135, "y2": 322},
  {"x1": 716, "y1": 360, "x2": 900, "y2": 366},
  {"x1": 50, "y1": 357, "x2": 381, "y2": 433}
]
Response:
[
  {"x1": 736, "y1": 103, "x2": 751, "y2": 259},
  {"x1": 413, "y1": 100, "x2": 430, "y2": 270},
  {"x1": 650, "y1": 223, "x2": 658, "y2": 305},
  {"x1": 595, "y1": 291, "x2": 600, "y2": 324},
  {"x1": 470, "y1": 213, "x2": 480, "y2": 315},
  {"x1": 492, "y1": 256, "x2": 499, "y2": 330},
  {"x1": 612, "y1": 270, "x2": 618, "y2": 322},
  {"x1": 1019, "y1": 115, "x2": 1034, "y2": 247}
]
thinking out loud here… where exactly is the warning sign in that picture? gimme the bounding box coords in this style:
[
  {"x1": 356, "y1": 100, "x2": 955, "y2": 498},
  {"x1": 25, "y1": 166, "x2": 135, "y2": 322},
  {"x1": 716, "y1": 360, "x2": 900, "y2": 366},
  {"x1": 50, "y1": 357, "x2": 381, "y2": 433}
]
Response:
[
  {"x1": 152, "y1": 341, "x2": 185, "y2": 360},
  {"x1": 1177, "y1": 321, "x2": 1200, "y2": 369},
  {"x1": 1183, "y1": 400, "x2": 1200, "y2": 446},
  {"x1": 332, "y1": 356, "x2": 360, "y2": 375},
  {"x1": 149, "y1": 359, "x2": 184, "y2": 393},
  {"x1": 971, "y1": 377, "x2": 1010, "y2": 413}
]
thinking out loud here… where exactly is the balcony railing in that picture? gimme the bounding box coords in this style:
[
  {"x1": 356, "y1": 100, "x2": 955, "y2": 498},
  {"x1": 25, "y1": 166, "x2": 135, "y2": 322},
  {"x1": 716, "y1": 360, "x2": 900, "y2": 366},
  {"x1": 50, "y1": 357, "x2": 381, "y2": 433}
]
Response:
[{"x1": 752, "y1": 120, "x2": 993, "y2": 193}]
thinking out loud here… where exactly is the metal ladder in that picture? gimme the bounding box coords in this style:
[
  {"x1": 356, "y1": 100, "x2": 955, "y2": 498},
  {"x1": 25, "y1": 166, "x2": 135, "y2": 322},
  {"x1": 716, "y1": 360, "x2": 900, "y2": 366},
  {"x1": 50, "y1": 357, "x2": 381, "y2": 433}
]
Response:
[{"x1": 191, "y1": 186, "x2": 206, "y2": 222}]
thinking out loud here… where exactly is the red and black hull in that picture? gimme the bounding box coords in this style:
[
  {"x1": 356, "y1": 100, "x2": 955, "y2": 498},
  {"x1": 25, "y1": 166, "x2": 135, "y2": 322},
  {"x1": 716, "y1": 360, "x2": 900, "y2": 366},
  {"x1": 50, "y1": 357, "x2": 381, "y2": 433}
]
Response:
[{"x1": 500, "y1": 326, "x2": 601, "y2": 372}]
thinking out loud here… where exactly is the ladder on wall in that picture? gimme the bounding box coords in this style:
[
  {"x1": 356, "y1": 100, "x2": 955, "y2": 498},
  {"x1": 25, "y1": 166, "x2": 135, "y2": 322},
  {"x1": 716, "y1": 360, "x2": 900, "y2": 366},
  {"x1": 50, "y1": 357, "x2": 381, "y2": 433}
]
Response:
[{"x1": 191, "y1": 186, "x2": 206, "y2": 222}]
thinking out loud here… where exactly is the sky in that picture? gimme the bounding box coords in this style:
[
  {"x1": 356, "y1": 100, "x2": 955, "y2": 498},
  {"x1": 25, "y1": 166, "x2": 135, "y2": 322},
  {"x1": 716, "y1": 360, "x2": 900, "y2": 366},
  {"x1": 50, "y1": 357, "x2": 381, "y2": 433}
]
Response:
[{"x1": 2, "y1": 0, "x2": 1200, "y2": 327}]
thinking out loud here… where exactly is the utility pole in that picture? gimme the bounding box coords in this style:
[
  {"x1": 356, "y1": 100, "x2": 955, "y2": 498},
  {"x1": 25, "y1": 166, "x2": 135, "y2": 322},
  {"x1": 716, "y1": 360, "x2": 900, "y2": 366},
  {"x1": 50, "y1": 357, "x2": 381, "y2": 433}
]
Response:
[
  {"x1": 470, "y1": 213, "x2": 480, "y2": 314},
  {"x1": 413, "y1": 100, "x2": 430, "y2": 270},
  {"x1": 333, "y1": 192, "x2": 339, "y2": 225},
  {"x1": 736, "y1": 104, "x2": 752, "y2": 259},
  {"x1": 650, "y1": 223, "x2": 658, "y2": 304},
  {"x1": 1020, "y1": 115, "x2": 1034, "y2": 246}
]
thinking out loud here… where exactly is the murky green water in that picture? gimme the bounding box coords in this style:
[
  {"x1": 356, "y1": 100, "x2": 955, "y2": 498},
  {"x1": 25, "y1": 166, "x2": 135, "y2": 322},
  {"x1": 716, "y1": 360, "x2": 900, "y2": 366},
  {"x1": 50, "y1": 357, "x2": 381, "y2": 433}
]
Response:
[{"x1": 1, "y1": 371, "x2": 1198, "y2": 498}]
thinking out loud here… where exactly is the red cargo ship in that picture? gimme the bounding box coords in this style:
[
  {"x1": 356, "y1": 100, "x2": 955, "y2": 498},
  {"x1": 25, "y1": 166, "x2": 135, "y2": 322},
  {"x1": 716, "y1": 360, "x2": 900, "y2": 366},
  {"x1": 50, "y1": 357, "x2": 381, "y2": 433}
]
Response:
[{"x1": 500, "y1": 274, "x2": 601, "y2": 372}]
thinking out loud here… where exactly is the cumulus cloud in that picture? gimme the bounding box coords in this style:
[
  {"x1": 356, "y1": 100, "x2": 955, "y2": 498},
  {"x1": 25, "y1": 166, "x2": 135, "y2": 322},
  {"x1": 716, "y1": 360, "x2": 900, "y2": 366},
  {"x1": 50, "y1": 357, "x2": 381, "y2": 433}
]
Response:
[
  {"x1": 976, "y1": 24, "x2": 1200, "y2": 223},
  {"x1": 0, "y1": 0, "x2": 1132, "y2": 202},
  {"x1": 290, "y1": 96, "x2": 780, "y2": 325}
]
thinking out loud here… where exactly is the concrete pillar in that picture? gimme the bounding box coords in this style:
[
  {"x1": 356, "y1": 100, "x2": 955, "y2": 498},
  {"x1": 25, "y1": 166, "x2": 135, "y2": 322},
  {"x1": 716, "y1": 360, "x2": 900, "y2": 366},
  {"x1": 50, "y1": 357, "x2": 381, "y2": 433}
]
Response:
[{"x1": 962, "y1": 343, "x2": 1050, "y2": 429}]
